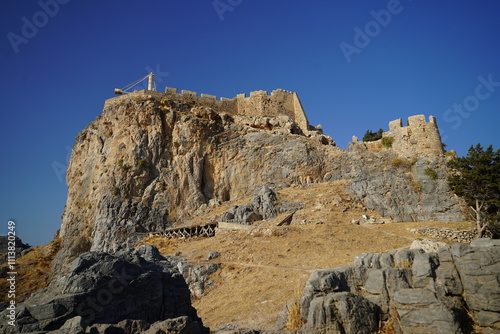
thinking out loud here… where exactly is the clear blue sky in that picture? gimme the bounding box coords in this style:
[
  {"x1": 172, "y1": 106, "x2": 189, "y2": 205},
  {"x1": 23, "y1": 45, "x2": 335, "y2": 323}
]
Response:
[{"x1": 1, "y1": 1, "x2": 499, "y2": 246}]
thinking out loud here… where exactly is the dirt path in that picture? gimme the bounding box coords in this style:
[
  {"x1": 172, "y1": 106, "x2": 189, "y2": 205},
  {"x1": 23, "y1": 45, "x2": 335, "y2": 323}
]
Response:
[{"x1": 188, "y1": 258, "x2": 318, "y2": 273}]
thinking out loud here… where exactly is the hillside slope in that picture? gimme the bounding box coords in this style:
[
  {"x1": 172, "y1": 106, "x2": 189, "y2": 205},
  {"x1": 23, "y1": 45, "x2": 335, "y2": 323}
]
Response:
[{"x1": 139, "y1": 181, "x2": 473, "y2": 330}]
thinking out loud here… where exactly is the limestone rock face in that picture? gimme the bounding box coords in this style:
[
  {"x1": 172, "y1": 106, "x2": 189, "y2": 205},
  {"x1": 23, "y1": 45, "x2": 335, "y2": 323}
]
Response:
[
  {"x1": 0, "y1": 245, "x2": 206, "y2": 334},
  {"x1": 53, "y1": 93, "x2": 464, "y2": 273},
  {"x1": 341, "y1": 146, "x2": 464, "y2": 222},
  {"x1": 54, "y1": 96, "x2": 333, "y2": 272},
  {"x1": 299, "y1": 239, "x2": 500, "y2": 334}
]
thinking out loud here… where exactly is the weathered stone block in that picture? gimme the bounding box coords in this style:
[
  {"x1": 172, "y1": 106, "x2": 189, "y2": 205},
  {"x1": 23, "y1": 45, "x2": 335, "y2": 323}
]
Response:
[
  {"x1": 304, "y1": 292, "x2": 379, "y2": 334},
  {"x1": 394, "y1": 288, "x2": 440, "y2": 306},
  {"x1": 435, "y1": 262, "x2": 463, "y2": 296}
]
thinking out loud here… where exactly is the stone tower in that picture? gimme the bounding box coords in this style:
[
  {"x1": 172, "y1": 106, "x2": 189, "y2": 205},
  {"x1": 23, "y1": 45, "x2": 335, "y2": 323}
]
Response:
[{"x1": 384, "y1": 115, "x2": 444, "y2": 158}]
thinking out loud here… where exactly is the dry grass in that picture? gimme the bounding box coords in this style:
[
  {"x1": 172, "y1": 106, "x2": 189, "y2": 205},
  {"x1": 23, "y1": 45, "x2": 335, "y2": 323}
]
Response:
[
  {"x1": 285, "y1": 286, "x2": 305, "y2": 332},
  {"x1": 378, "y1": 317, "x2": 396, "y2": 334},
  {"x1": 0, "y1": 239, "x2": 60, "y2": 303},
  {"x1": 462, "y1": 292, "x2": 483, "y2": 334},
  {"x1": 391, "y1": 157, "x2": 417, "y2": 169},
  {"x1": 395, "y1": 258, "x2": 413, "y2": 270}
]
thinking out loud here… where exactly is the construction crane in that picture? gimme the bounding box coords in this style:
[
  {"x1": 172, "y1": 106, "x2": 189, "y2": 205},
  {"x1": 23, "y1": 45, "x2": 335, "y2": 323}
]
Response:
[{"x1": 114, "y1": 73, "x2": 155, "y2": 95}]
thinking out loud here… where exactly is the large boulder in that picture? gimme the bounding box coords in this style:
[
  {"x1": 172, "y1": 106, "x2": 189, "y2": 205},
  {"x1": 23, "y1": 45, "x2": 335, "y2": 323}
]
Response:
[
  {"x1": 450, "y1": 239, "x2": 500, "y2": 331},
  {"x1": 0, "y1": 245, "x2": 207, "y2": 334},
  {"x1": 298, "y1": 239, "x2": 500, "y2": 333},
  {"x1": 220, "y1": 184, "x2": 303, "y2": 225},
  {"x1": 303, "y1": 292, "x2": 379, "y2": 334}
]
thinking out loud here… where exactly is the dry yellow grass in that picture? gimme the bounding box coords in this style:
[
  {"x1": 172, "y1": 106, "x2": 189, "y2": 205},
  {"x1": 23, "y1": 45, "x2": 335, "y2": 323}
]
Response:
[
  {"x1": 0, "y1": 239, "x2": 60, "y2": 303},
  {"x1": 285, "y1": 285, "x2": 305, "y2": 332},
  {"x1": 378, "y1": 317, "x2": 397, "y2": 334}
]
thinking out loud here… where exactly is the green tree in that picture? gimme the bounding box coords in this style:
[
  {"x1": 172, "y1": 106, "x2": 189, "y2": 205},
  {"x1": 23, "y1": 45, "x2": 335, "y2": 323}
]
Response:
[
  {"x1": 362, "y1": 128, "x2": 384, "y2": 142},
  {"x1": 447, "y1": 144, "x2": 500, "y2": 238}
]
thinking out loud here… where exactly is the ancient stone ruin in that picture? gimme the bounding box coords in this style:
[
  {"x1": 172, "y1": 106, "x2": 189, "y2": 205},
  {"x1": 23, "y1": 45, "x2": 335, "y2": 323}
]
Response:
[
  {"x1": 105, "y1": 88, "x2": 445, "y2": 159},
  {"x1": 104, "y1": 87, "x2": 311, "y2": 135}
]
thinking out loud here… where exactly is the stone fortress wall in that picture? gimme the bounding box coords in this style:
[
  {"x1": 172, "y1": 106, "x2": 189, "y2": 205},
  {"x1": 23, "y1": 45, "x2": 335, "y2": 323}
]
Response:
[
  {"x1": 384, "y1": 115, "x2": 444, "y2": 157},
  {"x1": 105, "y1": 88, "x2": 445, "y2": 158},
  {"x1": 353, "y1": 114, "x2": 445, "y2": 158},
  {"x1": 104, "y1": 87, "x2": 310, "y2": 133}
]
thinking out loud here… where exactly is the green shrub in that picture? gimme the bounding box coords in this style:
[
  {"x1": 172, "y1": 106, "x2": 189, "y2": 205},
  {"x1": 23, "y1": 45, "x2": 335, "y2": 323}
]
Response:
[
  {"x1": 381, "y1": 136, "x2": 395, "y2": 148},
  {"x1": 117, "y1": 159, "x2": 131, "y2": 171},
  {"x1": 445, "y1": 151, "x2": 457, "y2": 158},
  {"x1": 362, "y1": 129, "x2": 384, "y2": 142},
  {"x1": 424, "y1": 167, "x2": 438, "y2": 179},
  {"x1": 137, "y1": 159, "x2": 147, "y2": 169}
]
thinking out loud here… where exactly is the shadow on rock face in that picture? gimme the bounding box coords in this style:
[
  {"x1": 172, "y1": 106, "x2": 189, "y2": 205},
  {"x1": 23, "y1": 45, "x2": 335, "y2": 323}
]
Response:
[{"x1": 0, "y1": 245, "x2": 208, "y2": 334}]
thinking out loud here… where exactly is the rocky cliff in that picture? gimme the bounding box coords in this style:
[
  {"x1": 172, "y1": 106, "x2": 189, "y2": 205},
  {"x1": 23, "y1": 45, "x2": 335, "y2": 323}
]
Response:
[{"x1": 53, "y1": 90, "x2": 464, "y2": 273}]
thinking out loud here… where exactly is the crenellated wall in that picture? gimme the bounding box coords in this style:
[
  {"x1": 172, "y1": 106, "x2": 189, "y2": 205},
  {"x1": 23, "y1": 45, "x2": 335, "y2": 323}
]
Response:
[
  {"x1": 383, "y1": 114, "x2": 444, "y2": 157},
  {"x1": 103, "y1": 87, "x2": 310, "y2": 133},
  {"x1": 163, "y1": 87, "x2": 237, "y2": 115},
  {"x1": 104, "y1": 89, "x2": 443, "y2": 158}
]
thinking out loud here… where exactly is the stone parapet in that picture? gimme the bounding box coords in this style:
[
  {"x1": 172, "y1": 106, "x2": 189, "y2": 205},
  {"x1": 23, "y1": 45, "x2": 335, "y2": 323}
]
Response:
[
  {"x1": 103, "y1": 87, "x2": 310, "y2": 133},
  {"x1": 384, "y1": 114, "x2": 444, "y2": 158}
]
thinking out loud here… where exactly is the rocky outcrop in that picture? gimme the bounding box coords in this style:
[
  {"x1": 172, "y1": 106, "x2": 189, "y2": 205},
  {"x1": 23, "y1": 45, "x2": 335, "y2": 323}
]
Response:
[
  {"x1": 340, "y1": 145, "x2": 464, "y2": 222},
  {"x1": 54, "y1": 92, "x2": 465, "y2": 274},
  {"x1": 177, "y1": 260, "x2": 219, "y2": 299},
  {"x1": 299, "y1": 239, "x2": 500, "y2": 333},
  {"x1": 0, "y1": 245, "x2": 207, "y2": 333},
  {"x1": 0, "y1": 236, "x2": 30, "y2": 264},
  {"x1": 220, "y1": 185, "x2": 304, "y2": 224}
]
